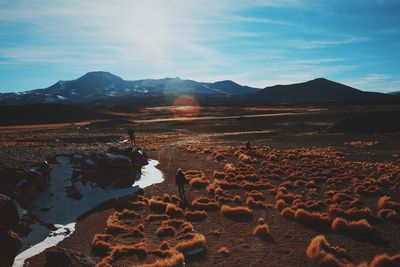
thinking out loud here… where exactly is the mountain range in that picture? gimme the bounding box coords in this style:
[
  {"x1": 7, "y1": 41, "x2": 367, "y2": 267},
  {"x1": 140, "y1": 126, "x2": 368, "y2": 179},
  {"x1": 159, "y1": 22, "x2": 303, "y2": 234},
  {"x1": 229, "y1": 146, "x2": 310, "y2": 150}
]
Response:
[{"x1": 0, "y1": 71, "x2": 395, "y2": 105}]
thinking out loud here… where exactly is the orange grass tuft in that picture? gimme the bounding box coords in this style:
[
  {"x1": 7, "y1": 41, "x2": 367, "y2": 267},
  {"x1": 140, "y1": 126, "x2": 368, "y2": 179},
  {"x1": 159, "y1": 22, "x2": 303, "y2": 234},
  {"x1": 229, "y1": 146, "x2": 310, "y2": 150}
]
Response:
[
  {"x1": 220, "y1": 205, "x2": 253, "y2": 222},
  {"x1": 306, "y1": 235, "x2": 347, "y2": 267}
]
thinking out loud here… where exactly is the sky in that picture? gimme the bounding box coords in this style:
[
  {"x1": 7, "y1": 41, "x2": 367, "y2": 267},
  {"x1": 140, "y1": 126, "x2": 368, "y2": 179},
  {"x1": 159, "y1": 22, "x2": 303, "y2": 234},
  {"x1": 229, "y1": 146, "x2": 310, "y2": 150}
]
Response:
[{"x1": 0, "y1": 0, "x2": 399, "y2": 93}]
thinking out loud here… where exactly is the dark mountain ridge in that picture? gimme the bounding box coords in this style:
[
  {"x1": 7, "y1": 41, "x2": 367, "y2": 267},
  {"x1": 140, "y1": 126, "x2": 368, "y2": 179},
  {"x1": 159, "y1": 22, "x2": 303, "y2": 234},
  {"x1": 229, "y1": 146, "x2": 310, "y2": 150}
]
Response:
[{"x1": 0, "y1": 72, "x2": 394, "y2": 105}]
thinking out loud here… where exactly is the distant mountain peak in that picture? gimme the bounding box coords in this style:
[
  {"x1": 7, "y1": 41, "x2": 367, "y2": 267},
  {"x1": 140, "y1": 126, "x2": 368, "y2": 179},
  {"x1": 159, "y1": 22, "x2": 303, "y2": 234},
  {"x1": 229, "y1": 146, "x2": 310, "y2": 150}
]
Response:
[{"x1": 78, "y1": 71, "x2": 124, "y2": 81}]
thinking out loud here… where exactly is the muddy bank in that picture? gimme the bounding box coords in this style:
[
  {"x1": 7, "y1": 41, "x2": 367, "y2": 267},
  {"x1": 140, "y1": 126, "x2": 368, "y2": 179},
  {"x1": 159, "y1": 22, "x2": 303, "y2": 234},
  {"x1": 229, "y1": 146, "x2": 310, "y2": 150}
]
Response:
[{"x1": 0, "y1": 146, "x2": 153, "y2": 267}]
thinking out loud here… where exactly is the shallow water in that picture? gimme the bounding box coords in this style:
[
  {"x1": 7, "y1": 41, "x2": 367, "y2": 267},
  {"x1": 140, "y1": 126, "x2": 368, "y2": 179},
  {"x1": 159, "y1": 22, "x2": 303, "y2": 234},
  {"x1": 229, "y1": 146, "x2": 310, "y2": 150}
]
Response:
[{"x1": 13, "y1": 157, "x2": 164, "y2": 267}]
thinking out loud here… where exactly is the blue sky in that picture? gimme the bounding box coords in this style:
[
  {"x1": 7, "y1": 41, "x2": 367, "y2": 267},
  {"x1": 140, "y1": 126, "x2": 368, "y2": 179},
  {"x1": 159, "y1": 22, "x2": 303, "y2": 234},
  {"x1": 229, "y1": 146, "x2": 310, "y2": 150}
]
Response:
[{"x1": 0, "y1": 0, "x2": 399, "y2": 93}]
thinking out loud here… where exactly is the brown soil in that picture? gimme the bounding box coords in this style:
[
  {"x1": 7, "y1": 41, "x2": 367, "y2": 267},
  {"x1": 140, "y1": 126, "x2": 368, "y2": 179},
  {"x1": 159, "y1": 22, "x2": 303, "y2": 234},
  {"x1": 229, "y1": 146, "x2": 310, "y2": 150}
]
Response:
[{"x1": 2, "y1": 104, "x2": 400, "y2": 267}]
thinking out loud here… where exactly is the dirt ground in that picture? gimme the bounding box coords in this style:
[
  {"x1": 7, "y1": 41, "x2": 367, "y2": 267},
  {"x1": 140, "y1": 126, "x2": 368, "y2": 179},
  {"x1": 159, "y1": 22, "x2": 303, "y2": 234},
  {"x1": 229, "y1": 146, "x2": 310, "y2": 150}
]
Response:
[{"x1": 2, "y1": 104, "x2": 400, "y2": 267}]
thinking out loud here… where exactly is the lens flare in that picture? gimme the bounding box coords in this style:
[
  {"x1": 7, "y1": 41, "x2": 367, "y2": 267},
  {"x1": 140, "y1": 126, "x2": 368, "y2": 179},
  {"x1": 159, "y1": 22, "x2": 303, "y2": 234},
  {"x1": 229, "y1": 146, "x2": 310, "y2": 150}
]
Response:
[{"x1": 171, "y1": 95, "x2": 200, "y2": 119}]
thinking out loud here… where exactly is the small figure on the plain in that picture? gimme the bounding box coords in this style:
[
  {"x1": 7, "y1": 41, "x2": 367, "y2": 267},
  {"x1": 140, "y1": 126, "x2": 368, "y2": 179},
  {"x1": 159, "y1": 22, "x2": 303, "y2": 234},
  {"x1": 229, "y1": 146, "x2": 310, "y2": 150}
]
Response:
[
  {"x1": 246, "y1": 141, "x2": 251, "y2": 152},
  {"x1": 127, "y1": 126, "x2": 136, "y2": 146},
  {"x1": 175, "y1": 169, "x2": 187, "y2": 204}
]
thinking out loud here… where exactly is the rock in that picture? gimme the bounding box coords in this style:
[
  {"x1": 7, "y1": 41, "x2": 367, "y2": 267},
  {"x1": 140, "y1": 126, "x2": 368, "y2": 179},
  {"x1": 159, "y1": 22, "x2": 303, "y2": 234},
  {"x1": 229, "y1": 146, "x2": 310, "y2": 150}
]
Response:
[
  {"x1": 45, "y1": 247, "x2": 95, "y2": 267},
  {"x1": 108, "y1": 146, "x2": 148, "y2": 166},
  {"x1": 0, "y1": 194, "x2": 19, "y2": 230},
  {"x1": 77, "y1": 146, "x2": 149, "y2": 188},
  {"x1": 0, "y1": 230, "x2": 21, "y2": 267}
]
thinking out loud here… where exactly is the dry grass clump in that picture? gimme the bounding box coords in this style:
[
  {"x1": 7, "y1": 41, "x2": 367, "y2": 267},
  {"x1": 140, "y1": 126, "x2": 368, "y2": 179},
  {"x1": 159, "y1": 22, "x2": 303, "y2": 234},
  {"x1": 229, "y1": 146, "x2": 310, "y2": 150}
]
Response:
[
  {"x1": 275, "y1": 191, "x2": 296, "y2": 203},
  {"x1": 306, "y1": 235, "x2": 347, "y2": 267},
  {"x1": 217, "y1": 180, "x2": 242, "y2": 190},
  {"x1": 185, "y1": 210, "x2": 207, "y2": 221},
  {"x1": 215, "y1": 153, "x2": 225, "y2": 160},
  {"x1": 213, "y1": 171, "x2": 225, "y2": 179},
  {"x1": 378, "y1": 196, "x2": 400, "y2": 212},
  {"x1": 175, "y1": 233, "x2": 206, "y2": 253},
  {"x1": 160, "y1": 241, "x2": 169, "y2": 250},
  {"x1": 275, "y1": 199, "x2": 287, "y2": 211},
  {"x1": 218, "y1": 247, "x2": 230, "y2": 256},
  {"x1": 220, "y1": 205, "x2": 253, "y2": 222},
  {"x1": 98, "y1": 242, "x2": 148, "y2": 267},
  {"x1": 166, "y1": 204, "x2": 183, "y2": 218},
  {"x1": 147, "y1": 214, "x2": 170, "y2": 222},
  {"x1": 106, "y1": 212, "x2": 127, "y2": 233},
  {"x1": 253, "y1": 223, "x2": 271, "y2": 241},
  {"x1": 377, "y1": 209, "x2": 400, "y2": 223},
  {"x1": 157, "y1": 225, "x2": 176, "y2": 238},
  {"x1": 127, "y1": 200, "x2": 147, "y2": 210},
  {"x1": 241, "y1": 180, "x2": 273, "y2": 190},
  {"x1": 328, "y1": 206, "x2": 372, "y2": 221},
  {"x1": 192, "y1": 197, "x2": 220, "y2": 211},
  {"x1": 245, "y1": 196, "x2": 266, "y2": 209},
  {"x1": 131, "y1": 225, "x2": 145, "y2": 238},
  {"x1": 245, "y1": 190, "x2": 265, "y2": 201},
  {"x1": 189, "y1": 177, "x2": 210, "y2": 188},
  {"x1": 237, "y1": 153, "x2": 255, "y2": 164},
  {"x1": 224, "y1": 163, "x2": 236, "y2": 173},
  {"x1": 185, "y1": 170, "x2": 210, "y2": 188},
  {"x1": 216, "y1": 195, "x2": 242, "y2": 205},
  {"x1": 116, "y1": 209, "x2": 141, "y2": 220},
  {"x1": 137, "y1": 249, "x2": 185, "y2": 267},
  {"x1": 331, "y1": 217, "x2": 374, "y2": 238},
  {"x1": 369, "y1": 253, "x2": 400, "y2": 267},
  {"x1": 294, "y1": 209, "x2": 331, "y2": 232},
  {"x1": 149, "y1": 198, "x2": 168, "y2": 213},
  {"x1": 92, "y1": 234, "x2": 114, "y2": 255},
  {"x1": 280, "y1": 207, "x2": 295, "y2": 220},
  {"x1": 331, "y1": 193, "x2": 353, "y2": 203}
]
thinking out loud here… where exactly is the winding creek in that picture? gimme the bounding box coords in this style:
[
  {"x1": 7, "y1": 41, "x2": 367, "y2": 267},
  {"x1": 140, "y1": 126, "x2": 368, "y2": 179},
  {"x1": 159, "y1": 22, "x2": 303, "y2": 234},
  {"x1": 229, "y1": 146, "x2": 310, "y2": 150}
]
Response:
[{"x1": 13, "y1": 157, "x2": 164, "y2": 267}]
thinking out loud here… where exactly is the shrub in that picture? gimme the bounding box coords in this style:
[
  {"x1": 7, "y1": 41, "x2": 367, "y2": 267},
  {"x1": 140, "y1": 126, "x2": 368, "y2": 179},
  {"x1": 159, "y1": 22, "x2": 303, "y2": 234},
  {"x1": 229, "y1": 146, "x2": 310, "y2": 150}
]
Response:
[
  {"x1": 378, "y1": 196, "x2": 400, "y2": 212},
  {"x1": 127, "y1": 201, "x2": 146, "y2": 210},
  {"x1": 147, "y1": 214, "x2": 169, "y2": 222},
  {"x1": 185, "y1": 210, "x2": 207, "y2": 221},
  {"x1": 218, "y1": 246, "x2": 230, "y2": 256},
  {"x1": 192, "y1": 197, "x2": 220, "y2": 211},
  {"x1": 294, "y1": 209, "x2": 331, "y2": 232},
  {"x1": 306, "y1": 235, "x2": 347, "y2": 267},
  {"x1": 116, "y1": 209, "x2": 141, "y2": 220},
  {"x1": 166, "y1": 204, "x2": 183, "y2": 218},
  {"x1": 369, "y1": 253, "x2": 400, "y2": 267},
  {"x1": 213, "y1": 171, "x2": 225, "y2": 179},
  {"x1": 160, "y1": 241, "x2": 169, "y2": 250},
  {"x1": 275, "y1": 199, "x2": 287, "y2": 211},
  {"x1": 220, "y1": 205, "x2": 253, "y2": 222},
  {"x1": 157, "y1": 226, "x2": 176, "y2": 238},
  {"x1": 189, "y1": 177, "x2": 210, "y2": 188},
  {"x1": 137, "y1": 249, "x2": 184, "y2": 267},
  {"x1": 253, "y1": 223, "x2": 271, "y2": 241},
  {"x1": 280, "y1": 207, "x2": 295, "y2": 220},
  {"x1": 328, "y1": 205, "x2": 372, "y2": 220},
  {"x1": 175, "y1": 233, "x2": 206, "y2": 253},
  {"x1": 224, "y1": 163, "x2": 236, "y2": 173},
  {"x1": 149, "y1": 198, "x2": 168, "y2": 213},
  {"x1": 378, "y1": 209, "x2": 400, "y2": 223},
  {"x1": 331, "y1": 217, "x2": 374, "y2": 238},
  {"x1": 245, "y1": 196, "x2": 266, "y2": 209},
  {"x1": 92, "y1": 234, "x2": 113, "y2": 255}
]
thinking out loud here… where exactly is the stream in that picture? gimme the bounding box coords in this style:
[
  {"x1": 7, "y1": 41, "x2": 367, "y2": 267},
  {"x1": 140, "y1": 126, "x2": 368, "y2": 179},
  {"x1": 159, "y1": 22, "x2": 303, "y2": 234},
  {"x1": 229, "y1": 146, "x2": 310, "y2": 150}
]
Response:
[{"x1": 13, "y1": 157, "x2": 164, "y2": 267}]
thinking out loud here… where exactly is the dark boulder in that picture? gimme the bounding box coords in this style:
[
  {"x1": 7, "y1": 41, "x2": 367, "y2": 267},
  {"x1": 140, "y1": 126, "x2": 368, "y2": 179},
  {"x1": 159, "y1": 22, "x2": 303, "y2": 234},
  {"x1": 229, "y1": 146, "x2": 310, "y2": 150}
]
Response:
[
  {"x1": 0, "y1": 194, "x2": 19, "y2": 230},
  {"x1": 0, "y1": 230, "x2": 21, "y2": 267}
]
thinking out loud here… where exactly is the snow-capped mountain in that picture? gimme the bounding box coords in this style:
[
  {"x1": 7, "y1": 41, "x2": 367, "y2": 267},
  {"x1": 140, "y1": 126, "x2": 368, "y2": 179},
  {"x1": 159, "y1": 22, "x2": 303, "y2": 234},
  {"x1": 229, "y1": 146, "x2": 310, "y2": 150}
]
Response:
[{"x1": 0, "y1": 71, "x2": 259, "y2": 104}]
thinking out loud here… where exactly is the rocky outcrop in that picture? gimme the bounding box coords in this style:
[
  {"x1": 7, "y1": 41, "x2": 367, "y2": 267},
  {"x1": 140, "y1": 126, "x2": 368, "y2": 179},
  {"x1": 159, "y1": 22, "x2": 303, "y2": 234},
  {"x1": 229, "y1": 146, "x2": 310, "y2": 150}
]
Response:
[
  {"x1": 71, "y1": 146, "x2": 148, "y2": 188},
  {"x1": 0, "y1": 161, "x2": 50, "y2": 207},
  {"x1": 45, "y1": 247, "x2": 95, "y2": 267},
  {"x1": 0, "y1": 194, "x2": 21, "y2": 267}
]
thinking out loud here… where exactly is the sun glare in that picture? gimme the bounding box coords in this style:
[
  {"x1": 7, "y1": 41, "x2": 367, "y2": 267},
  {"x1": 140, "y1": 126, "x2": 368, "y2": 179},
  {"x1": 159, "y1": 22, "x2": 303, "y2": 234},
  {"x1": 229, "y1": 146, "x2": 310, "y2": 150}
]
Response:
[{"x1": 171, "y1": 95, "x2": 200, "y2": 119}]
